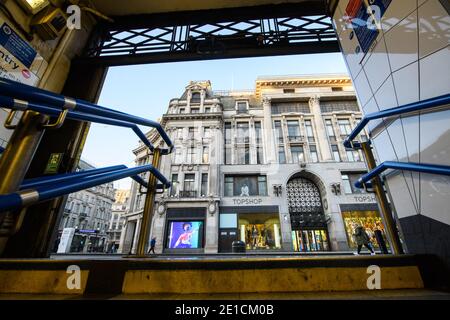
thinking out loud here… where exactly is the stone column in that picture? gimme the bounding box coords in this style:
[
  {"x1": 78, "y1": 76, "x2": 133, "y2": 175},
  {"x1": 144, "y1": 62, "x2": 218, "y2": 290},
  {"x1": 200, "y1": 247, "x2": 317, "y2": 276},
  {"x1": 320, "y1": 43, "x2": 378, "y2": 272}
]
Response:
[
  {"x1": 310, "y1": 96, "x2": 332, "y2": 161},
  {"x1": 204, "y1": 201, "x2": 219, "y2": 253},
  {"x1": 200, "y1": 90, "x2": 206, "y2": 112},
  {"x1": 262, "y1": 97, "x2": 276, "y2": 163}
]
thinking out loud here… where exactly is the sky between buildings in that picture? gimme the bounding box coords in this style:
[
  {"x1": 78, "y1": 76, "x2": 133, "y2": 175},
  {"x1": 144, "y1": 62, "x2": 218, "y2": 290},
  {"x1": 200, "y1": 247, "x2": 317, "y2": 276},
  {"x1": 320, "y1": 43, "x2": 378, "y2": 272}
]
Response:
[{"x1": 81, "y1": 53, "x2": 348, "y2": 189}]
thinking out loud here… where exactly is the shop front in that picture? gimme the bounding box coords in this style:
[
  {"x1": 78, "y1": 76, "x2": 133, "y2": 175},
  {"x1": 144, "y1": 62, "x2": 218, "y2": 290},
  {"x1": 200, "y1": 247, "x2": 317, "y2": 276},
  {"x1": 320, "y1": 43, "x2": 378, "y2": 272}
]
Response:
[
  {"x1": 340, "y1": 204, "x2": 388, "y2": 249},
  {"x1": 163, "y1": 208, "x2": 206, "y2": 254},
  {"x1": 219, "y1": 206, "x2": 282, "y2": 252}
]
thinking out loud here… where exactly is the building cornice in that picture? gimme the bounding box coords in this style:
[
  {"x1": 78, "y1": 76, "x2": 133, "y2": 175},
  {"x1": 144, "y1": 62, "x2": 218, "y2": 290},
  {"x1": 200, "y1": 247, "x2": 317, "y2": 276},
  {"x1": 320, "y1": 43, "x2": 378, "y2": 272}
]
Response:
[{"x1": 255, "y1": 76, "x2": 352, "y2": 98}]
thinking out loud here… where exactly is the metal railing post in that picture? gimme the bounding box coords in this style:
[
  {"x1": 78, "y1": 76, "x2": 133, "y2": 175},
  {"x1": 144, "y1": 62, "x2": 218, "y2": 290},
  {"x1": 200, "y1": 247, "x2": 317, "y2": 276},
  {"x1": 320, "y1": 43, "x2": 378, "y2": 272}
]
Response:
[
  {"x1": 0, "y1": 111, "x2": 48, "y2": 255},
  {"x1": 360, "y1": 142, "x2": 403, "y2": 255},
  {"x1": 135, "y1": 148, "x2": 162, "y2": 256}
]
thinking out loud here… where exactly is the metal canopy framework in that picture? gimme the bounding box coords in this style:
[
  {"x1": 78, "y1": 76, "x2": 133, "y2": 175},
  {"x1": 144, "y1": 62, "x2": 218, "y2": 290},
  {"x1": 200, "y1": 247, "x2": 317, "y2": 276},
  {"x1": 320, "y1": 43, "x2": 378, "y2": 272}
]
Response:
[{"x1": 78, "y1": 3, "x2": 339, "y2": 66}]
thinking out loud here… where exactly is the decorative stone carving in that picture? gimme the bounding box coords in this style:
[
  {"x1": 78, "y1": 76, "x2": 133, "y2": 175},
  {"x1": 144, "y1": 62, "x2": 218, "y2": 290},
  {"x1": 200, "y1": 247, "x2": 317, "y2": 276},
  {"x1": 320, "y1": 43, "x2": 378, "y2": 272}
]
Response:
[
  {"x1": 156, "y1": 200, "x2": 167, "y2": 216},
  {"x1": 207, "y1": 199, "x2": 217, "y2": 215},
  {"x1": 262, "y1": 96, "x2": 272, "y2": 104},
  {"x1": 309, "y1": 95, "x2": 320, "y2": 106}
]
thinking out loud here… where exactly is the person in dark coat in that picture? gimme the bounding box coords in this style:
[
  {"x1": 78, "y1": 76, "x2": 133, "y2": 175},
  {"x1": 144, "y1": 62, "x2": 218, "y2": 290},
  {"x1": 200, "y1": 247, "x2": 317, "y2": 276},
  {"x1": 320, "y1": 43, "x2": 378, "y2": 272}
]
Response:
[
  {"x1": 353, "y1": 224, "x2": 375, "y2": 255},
  {"x1": 148, "y1": 237, "x2": 157, "y2": 254}
]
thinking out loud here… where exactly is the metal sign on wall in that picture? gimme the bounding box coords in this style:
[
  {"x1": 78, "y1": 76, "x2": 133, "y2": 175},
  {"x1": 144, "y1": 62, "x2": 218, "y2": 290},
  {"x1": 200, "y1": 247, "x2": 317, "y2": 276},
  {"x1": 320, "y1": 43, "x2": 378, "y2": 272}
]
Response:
[
  {"x1": 345, "y1": 0, "x2": 392, "y2": 54},
  {"x1": 0, "y1": 18, "x2": 48, "y2": 86}
]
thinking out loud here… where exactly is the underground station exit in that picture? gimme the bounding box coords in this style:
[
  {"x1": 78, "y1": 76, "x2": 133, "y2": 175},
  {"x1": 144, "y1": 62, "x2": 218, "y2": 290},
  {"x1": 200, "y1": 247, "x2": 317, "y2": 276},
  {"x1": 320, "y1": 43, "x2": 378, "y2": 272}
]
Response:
[{"x1": 0, "y1": 0, "x2": 450, "y2": 299}]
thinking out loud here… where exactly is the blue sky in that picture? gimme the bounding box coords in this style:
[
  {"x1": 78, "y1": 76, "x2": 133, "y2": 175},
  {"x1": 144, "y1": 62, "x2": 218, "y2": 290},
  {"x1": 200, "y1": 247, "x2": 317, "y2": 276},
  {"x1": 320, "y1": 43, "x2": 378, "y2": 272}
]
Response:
[{"x1": 81, "y1": 53, "x2": 348, "y2": 188}]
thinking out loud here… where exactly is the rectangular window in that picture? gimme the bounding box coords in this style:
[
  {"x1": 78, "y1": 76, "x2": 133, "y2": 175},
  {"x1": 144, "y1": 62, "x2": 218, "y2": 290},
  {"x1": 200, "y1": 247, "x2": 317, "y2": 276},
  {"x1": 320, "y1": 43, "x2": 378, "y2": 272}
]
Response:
[
  {"x1": 305, "y1": 120, "x2": 315, "y2": 142},
  {"x1": 342, "y1": 173, "x2": 366, "y2": 194},
  {"x1": 287, "y1": 120, "x2": 301, "y2": 140},
  {"x1": 225, "y1": 176, "x2": 234, "y2": 197},
  {"x1": 325, "y1": 119, "x2": 335, "y2": 139},
  {"x1": 201, "y1": 173, "x2": 208, "y2": 197},
  {"x1": 225, "y1": 146, "x2": 232, "y2": 165},
  {"x1": 202, "y1": 146, "x2": 209, "y2": 163},
  {"x1": 188, "y1": 127, "x2": 195, "y2": 139},
  {"x1": 338, "y1": 119, "x2": 352, "y2": 137},
  {"x1": 188, "y1": 147, "x2": 196, "y2": 163},
  {"x1": 346, "y1": 149, "x2": 355, "y2": 162},
  {"x1": 310, "y1": 145, "x2": 319, "y2": 163},
  {"x1": 237, "y1": 101, "x2": 248, "y2": 113},
  {"x1": 224, "y1": 122, "x2": 232, "y2": 144},
  {"x1": 274, "y1": 120, "x2": 284, "y2": 143},
  {"x1": 224, "y1": 175, "x2": 268, "y2": 197},
  {"x1": 342, "y1": 175, "x2": 352, "y2": 194},
  {"x1": 237, "y1": 145, "x2": 250, "y2": 164},
  {"x1": 291, "y1": 146, "x2": 304, "y2": 163},
  {"x1": 278, "y1": 146, "x2": 286, "y2": 164},
  {"x1": 183, "y1": 174, "x2": 195, "y2": 192},
  {"x1": 255, "y1": 122, "x2": 262, "y2": 144},
  {"x1": 191, "y1": 108, "x2": 200, "y2": 113},
  {"x1": 257, "y1": 146, "x2": 263, "y2": 164},
  {"x1": 331, "y1": 145, "x2": 341, "y2": 162},
  {"x1": 179, "y1": 108, "x2": 185, "y2": 114},
  {"x1": 258, "y1": 176, "x2": 268, "y2": 196},
  {"x1": 236, "y1": 122, "x2": 249, "y2": 143},
  {"x1": 204, "y1": 107, "x2": 211, "y2": 113}
]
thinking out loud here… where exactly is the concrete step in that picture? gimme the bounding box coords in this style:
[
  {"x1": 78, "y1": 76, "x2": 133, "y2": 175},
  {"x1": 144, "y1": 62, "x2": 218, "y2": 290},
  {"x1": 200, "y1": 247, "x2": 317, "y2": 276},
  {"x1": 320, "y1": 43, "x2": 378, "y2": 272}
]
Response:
[{"x1": 0, "y1": 255, "x2": 441, "y2": 296}]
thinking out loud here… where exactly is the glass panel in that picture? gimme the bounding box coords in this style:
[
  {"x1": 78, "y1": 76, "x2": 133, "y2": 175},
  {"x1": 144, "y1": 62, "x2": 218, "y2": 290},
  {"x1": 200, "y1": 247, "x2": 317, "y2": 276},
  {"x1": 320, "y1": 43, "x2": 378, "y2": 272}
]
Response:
[
  {"x1": 201, "y1": 173, "x2": 208, "y2": 196},
  {"x1": 274, "y1": 120, "x2": 284, "y2": 143},
  {"x1": 310, "y1": 145, "x2": 319, "y2": 163},
  {"x1": 224, "y1": 177, "x2": 234, "y2": 196},
  {"x1": 258, "y1": 176, "x2": 267, "y2": 196},
  {"x1": 278, "y1": 146, "x2": 286, "y2": 164},
  {"x1": 332, "y1": 145, "x2": 341, "y2": 162},
  {"x1": 291, "y1": 146, "x2": 304, "y2": 163},
  {"x1": 342, "y1": 210, "x2": 388, "y2": 249},
  {"x1": 237, "y1": 122, "x2": 249, "y2": 143},
  {"x1": 342, "y1": 175, "x2": 352, "y2": 194},
  {"x1": 239, "y1": 214, "x2": 281, "y2": 250},
  {"x1": 255, "y1": 122, "x2": 262, "y2": 143},
  {"x1": 220, "y1": 214, "x2": 237, "y2": 228}
]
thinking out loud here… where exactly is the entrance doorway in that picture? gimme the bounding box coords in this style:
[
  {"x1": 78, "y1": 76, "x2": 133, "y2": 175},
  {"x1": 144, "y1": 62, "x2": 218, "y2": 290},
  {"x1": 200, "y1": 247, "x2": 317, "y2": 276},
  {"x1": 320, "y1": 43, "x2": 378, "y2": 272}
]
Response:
[{"x1": 287, "y1": 175, "x2": 330, "y2": 252}]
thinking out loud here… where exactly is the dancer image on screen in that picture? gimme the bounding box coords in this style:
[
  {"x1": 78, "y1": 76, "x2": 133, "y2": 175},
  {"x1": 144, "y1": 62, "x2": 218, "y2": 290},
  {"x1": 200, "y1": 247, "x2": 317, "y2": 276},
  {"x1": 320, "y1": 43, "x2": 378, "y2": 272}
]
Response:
[{"x1": 174, "y1": 222, "x2": 198, "y2": 248}]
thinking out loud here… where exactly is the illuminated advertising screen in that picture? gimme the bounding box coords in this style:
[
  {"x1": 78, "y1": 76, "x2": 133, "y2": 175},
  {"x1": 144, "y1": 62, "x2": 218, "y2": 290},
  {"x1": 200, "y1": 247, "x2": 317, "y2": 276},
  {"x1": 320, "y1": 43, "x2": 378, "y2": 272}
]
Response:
[{"x1": 167, "y1": 221, "x2": 203, "y2": 249}]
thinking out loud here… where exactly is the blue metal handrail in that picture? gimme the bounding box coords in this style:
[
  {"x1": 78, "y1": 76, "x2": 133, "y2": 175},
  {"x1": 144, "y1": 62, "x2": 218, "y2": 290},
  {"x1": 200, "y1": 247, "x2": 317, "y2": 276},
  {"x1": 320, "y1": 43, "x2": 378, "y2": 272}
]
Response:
[
  {"x1": 355, "y1": 161, "x2": 450, "y2": 189},
  {"x1": 20, "y1": 165, "x2": 127, "y2": 189},
  {"x1": 0, "y1": 165, "x2": 171, "y2": 213},
  {"x1": 0, "y1": 78, "x2": 174, "y2": 155},
  {"x1": 344, "y1": 93, "x2": 450, "y2": 149}
]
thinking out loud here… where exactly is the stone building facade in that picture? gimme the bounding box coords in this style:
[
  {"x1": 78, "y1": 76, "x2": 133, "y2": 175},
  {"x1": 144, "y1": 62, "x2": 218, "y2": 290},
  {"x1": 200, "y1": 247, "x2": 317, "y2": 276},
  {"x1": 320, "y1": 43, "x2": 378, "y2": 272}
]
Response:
[
  {"x1": 107, "y1": 189, "x2": 130, "y2": 253},
  {"x1": 55, "y1": 160, "x2": 116, "y2": 253},
  {"x1": 121, "y1": 75, "x2": 388, "y2": 254}
]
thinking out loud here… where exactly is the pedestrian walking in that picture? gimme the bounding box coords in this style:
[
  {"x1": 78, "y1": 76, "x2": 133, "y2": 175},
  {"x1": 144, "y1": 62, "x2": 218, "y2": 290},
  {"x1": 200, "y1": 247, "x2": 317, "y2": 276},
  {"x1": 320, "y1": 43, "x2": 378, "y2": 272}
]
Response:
[
  {"x1": 353, "y1": 224, "x2": 376, "y2": 255},
  {"x1": 148, "y1": 236, "x2": 156, "y2": 254}
]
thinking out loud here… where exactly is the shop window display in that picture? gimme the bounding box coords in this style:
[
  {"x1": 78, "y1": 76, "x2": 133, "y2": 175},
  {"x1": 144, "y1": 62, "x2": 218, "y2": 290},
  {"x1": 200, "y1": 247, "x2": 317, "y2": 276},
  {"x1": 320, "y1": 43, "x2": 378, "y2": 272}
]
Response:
[
  {"x1": 342, "y1": 210, "x2": 388, "y2": 248},
  {"x1": 238, "y1": 215, "x2": 281, "y2": 250},
  {"x1": 292, "y1": 229, "x2": 330, "y2": 252}
]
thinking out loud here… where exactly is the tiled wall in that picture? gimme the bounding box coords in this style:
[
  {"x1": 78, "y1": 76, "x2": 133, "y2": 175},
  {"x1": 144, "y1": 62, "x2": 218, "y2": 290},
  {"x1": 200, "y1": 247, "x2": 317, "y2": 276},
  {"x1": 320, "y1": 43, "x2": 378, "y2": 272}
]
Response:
[{"x1": 332, "y1": 0, "x2": 450, "y2": 263}]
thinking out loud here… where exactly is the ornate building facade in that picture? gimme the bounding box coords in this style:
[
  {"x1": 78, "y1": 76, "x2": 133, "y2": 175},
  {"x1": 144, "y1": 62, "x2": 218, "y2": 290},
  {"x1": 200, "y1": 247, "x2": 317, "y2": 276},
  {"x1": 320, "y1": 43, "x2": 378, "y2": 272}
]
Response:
[
  {"x1": 55, "y1": 160, "x2": 116, "y2": 253},
  {"x1": 120, "y1": 75, "x2": 388, "y2": 254}
]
